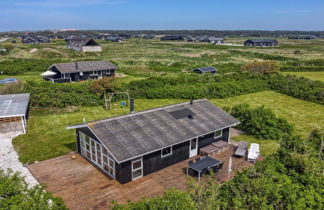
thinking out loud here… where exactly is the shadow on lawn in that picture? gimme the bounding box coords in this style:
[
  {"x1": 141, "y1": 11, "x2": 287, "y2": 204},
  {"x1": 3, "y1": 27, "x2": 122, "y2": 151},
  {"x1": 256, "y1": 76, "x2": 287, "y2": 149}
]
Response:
[{"x1": 64, "y1": 142, "x2": 76, "y2": 151}]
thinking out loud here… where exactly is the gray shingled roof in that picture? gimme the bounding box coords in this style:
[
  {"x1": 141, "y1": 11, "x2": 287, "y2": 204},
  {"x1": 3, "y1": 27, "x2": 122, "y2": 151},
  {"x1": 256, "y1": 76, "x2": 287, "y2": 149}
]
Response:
[
  {"x1": 247, "y1": 39, "x2": 277, "y2": 43},
  {"x1": 0, "y1": 93, "x2": 30, "y2": 117},
  {"x1": 50, "y1": 61, "x2": 117, "y2": 74},
  {"x1": 87, "y1": 100, "x2": 239, "y2": 162},
  {"x1": 193, "y1": 66, "x2": 217, "y2": 73},
  {"x1": 67, "y1": 37, "x2": 100, "y2": 47}
]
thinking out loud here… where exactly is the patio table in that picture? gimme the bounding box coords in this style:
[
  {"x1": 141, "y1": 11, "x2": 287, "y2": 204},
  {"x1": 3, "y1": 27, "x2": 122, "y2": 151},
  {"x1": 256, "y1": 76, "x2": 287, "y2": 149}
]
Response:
[
  {"x1": 212, "y1": 140, "x2": 228, "y2": 149},
  {"x1": 187, "y1": 156, "x2": 221, "y2": 181},
  {"x1": 200, "y1": 144, "x2": 219, "y2": 155}
]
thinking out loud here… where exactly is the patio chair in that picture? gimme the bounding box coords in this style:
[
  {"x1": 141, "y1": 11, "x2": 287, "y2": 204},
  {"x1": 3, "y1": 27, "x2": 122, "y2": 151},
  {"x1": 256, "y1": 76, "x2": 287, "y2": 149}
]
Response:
[
  {"x1": 234, "y1": 141, "x2": 248, "y2": 158},
  {"x1": 248, "y1": 143, "x2": 260, "y2": 163},
  {"x1": 188, "y1": 160, "x2": 194, "y2": 165}
]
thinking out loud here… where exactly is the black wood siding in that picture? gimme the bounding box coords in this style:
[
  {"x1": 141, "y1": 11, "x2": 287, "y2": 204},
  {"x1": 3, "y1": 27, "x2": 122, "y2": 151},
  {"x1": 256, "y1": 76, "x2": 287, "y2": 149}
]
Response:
[{"x1": 116, "y1": 127, "x2": 230, "y2": 184}]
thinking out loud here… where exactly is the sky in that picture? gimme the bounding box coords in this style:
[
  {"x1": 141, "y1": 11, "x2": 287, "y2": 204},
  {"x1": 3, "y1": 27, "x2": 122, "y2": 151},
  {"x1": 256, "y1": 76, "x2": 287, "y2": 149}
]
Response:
[{"x1": 1, "y1": 0, "x2": 324, "y2": 31}]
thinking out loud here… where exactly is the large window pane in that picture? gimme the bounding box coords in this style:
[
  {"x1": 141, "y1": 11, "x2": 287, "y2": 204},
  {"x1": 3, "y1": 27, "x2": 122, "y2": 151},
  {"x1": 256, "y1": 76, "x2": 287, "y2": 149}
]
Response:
[
  {"x1": 132, "y1": 161, "x2": 141, "y2": 170},
  {"x1": 103, "y1": 155, "x2": 108, "y2": 164},
  {"x1": 132, "y1": 169, "x2": 142, "y2": 179}
]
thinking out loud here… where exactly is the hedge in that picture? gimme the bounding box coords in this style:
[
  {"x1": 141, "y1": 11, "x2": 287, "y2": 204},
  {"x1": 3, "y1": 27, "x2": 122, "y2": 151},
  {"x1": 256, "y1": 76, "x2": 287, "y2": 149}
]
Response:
[{"x1": 226, "y1": 104, "x2": 293, "y2": 140}]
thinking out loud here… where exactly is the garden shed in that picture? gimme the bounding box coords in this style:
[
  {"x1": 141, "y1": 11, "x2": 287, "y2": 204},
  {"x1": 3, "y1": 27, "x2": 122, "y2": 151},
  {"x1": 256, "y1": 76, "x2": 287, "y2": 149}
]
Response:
[{"x1": 0, "y1": 93, "x2": 30, "y2": 134}]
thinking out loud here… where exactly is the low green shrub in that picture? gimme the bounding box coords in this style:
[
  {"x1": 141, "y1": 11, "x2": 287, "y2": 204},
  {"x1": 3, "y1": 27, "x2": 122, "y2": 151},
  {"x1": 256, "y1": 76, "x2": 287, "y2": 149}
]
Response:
[
  {"x1": 226, "y1": 104, "x2": 293, "y2": 140},
  {"x1": 125, "y1": 73, "x2": 269, "y2": 99},
  {"x1": 268, "y1": 74, "x2": 324, "y2": 104},
  {"x1": 25, "y1": 81, "x2": 102, "y2": 108}
]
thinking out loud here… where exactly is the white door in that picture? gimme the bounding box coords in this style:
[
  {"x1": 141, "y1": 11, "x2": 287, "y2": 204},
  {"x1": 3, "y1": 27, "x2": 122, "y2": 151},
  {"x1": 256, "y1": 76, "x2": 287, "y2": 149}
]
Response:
[{"x1": 189, "y1": 138, "x2": 198, "y2": 157}]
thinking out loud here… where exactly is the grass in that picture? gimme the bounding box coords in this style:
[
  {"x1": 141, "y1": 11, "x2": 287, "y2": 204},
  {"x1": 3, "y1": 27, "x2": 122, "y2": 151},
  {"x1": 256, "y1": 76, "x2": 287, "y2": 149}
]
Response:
[
  {"x1": 282, "y1": 72, "x2": 324, "y2": 82},
  {"x1": 14, "y1": 91, "x2": 323, "y2": 164},
  {"x1": 0, "y1": 72, "x2": 43, "y2": 82},
  {"x1": 211, "y1": 90, "x2": 324, "y2": 138}
]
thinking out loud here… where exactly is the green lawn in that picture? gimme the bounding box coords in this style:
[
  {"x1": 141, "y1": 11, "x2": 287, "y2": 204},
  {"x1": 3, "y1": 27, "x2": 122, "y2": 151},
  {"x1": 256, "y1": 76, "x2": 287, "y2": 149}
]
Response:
[
  {"x1": 282, "y1": 72, "x2": 324, "y2": 82},
  {"x1": 0, "y1": 72, "x2": 43, "y2": 82},
  {"x1": 211, "y1": 90, "x2": 324, "y2": 138}
]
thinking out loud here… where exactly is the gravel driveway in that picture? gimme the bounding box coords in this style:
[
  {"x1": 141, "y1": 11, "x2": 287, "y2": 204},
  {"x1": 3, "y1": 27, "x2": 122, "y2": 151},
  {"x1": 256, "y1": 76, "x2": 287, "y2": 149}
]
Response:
[{"x1": 0, "y1": 132, "x2": 38, "y2": 186}]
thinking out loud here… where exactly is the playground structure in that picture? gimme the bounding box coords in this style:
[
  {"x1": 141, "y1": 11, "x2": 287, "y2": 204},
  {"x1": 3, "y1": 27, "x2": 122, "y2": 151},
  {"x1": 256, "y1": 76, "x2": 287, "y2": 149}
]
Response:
[{"x1": 104, "y1": 92, "x2": 130, "y2": 109}]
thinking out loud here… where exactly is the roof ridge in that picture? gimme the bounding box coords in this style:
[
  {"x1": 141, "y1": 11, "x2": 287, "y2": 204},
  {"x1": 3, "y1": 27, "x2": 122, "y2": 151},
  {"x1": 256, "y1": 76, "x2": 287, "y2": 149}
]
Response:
[{"x1": 88, "y1": 99, "x2": 208, "y2": 126}]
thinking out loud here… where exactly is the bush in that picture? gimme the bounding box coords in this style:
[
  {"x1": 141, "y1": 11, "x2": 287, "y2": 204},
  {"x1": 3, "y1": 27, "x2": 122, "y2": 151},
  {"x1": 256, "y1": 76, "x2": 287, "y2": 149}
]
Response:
[
  {"x1": 280, "y1": 59, "x2": 324, "y2": 72},
  {"x1": 25, "y1": 81, "x2": 102, "y2": 108},
  {"x1": 241, "y1": 60, "x2": 279, "y2": 74},
  {"x1": 227, "y1": 104, "x2": 293, "y2": 140},
  {"x1": 268, "y1": 74, "x2": 324, "y2": 104},
  {"x1": 125, "y1": 73, "x2": 269, "y2": 99},
  {"x1": 89, "y1": 77, "x2": 116, "y2": 96},
  {"x1": 0, "y1": 169, "x2": 67, "y2": 209}
]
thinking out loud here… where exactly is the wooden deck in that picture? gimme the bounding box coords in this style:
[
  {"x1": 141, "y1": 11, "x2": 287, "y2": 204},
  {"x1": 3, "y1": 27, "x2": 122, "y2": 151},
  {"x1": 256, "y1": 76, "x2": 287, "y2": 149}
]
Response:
[{"x1": 28, "y1": 144, "x2": 252, "y2": 210}]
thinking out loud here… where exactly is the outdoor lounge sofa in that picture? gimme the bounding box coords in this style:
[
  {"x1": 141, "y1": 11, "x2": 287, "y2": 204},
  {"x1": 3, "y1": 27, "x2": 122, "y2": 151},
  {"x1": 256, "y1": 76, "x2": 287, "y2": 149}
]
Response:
[{"x1": 234, "y1": 141, "x2": 248, "y2": 157}]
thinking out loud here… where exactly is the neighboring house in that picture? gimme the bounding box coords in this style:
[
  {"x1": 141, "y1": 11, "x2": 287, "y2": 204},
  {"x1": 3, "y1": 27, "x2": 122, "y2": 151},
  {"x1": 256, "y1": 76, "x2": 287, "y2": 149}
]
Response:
[
  {"x1": 41, "y1": 61, "x2": 117, "y2": 83},
  {"x1": 244, "y1": 39, "x2": 278, "y2": 47},
  {"x1": 143, "y1": 34, "x2": 155, "y2": 39},
  {"x1": 185, "y1": 36, "x2": 196, "y2": 42},
  {"x1": 288, "y1": 35, "x2": 318, "y2": 40},
  {"x1": 200, "y1": 36, "x2": 224, "y2": 44},
  {"x1": 66, "y1": 37, "x2": 102, "y2": 52},
  {"x1": 0, "y1": 93, "x2": 30, "y2": 134},
  {"x1": 21, "y1": 36, "x2": 50, "y2": 44},
  {"x1": 192, "y1": 66, "x2": 217, "y2": 74},
  {"x1": 160, "y1": 35, "x2": 184, "y2": 41},
  {"x1": 105, "y1": 36, "x2": 125, "y2": 42},
  {"x1": 67, "y1": 99, "x2": 240, "y2": 184}
]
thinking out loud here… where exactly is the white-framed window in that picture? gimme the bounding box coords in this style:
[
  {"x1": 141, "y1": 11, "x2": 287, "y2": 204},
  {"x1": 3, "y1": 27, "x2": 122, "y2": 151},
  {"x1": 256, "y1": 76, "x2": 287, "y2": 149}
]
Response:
[
  {"x1": 214, "y1": 130, "x2": 222, "y2": 139},
  {"x1": 132, "y1": 157, "x2": 143, "y2": 180},
  {"x1": 161, "y1": 146, "x2": 172, "y2": 158},
  {"x1": 80, "y1": 72, "x2": 83, "y2": 76}
]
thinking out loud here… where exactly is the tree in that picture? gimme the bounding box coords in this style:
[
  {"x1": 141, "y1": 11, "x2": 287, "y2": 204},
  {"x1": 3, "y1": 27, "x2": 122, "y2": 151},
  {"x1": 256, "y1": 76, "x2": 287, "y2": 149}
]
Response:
[
  {"x1": 0, "y1": 169, "x2": 67, "y2": 210},
  {"x1": 89, "y1": 77, "x2": 116, "y2": 95},
  {"x1": 241, "y1": 60, "x2": 279, "y2": 74}
]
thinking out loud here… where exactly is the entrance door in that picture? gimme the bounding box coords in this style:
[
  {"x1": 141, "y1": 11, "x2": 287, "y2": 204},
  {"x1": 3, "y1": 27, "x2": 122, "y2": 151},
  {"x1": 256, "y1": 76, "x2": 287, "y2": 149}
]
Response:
[{"x1": 189, "y1": 138, "x2": 198, "y2": 157}]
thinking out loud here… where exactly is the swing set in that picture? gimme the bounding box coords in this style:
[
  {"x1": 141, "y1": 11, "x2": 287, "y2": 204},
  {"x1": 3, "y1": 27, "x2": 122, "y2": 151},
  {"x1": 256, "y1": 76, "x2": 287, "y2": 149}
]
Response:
[{"x1": 104, "y1": 92, "x2": 130, "y2": 109}]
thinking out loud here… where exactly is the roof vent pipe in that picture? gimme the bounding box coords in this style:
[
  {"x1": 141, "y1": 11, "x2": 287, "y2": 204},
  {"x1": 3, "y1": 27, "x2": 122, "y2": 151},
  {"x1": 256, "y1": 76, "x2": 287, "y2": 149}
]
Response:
[
  {"x1": 190, "y1": 100, "x2": 194, "y2": 105},
  {"x1": 75, "y1": 61, "x2": 78, "y2": 69}
]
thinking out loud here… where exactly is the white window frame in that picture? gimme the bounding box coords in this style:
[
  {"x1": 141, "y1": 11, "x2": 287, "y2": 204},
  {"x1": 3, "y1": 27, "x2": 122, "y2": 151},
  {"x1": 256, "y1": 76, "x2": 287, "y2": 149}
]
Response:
[
  {"x1": 214, "y1": 129, "x2": 222, "y2": 139},
  {"x1": 161, "y1": 146, "x2": 172, "y2": 158},
  {"x1": 131, "y1": 157, "x2": 143, "y2": 180},
  {"x1": 80, "y1": 72, "x2": 83, "y2": 76},
  {"x1": 78, "y1": 131, "x2": 115, "y2": 178}
]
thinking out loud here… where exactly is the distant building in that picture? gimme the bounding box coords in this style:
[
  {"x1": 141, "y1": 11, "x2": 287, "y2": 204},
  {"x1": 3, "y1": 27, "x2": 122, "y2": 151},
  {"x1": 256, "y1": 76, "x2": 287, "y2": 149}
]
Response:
[
  {"x1": 288, "y1": 35, "x2": 318, "y2": 40},
  {"x1": 11, "y1": 40, "x2": 17, "y2": 44},
  {"x1": 160, "y1": 35, "x2": 184, "y2": 41},
  {"x1": 200, "y1": 36, "x2": 224, "y2": 44},
  {"x1": 21, "y1": 36, "x2": 50, "y2": 44},
  {"x1": 192, "y1": 66, "x2": 217, "y2": 74},
  {"x1": 105, "y1": 36, "x2": 125, "y2": 42},
  {"x1": 66, "y1": 37, "x2": 102, "y2": 52},
  {"x1": 41, "y1": 61, "x2": 117, "y2": 83},
  {"x1": 244, "y1": 39, "x2": 278, "y2": 47},
  {"x1": 143, "y1": 34, "x2": 155, "y2": 39}
]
